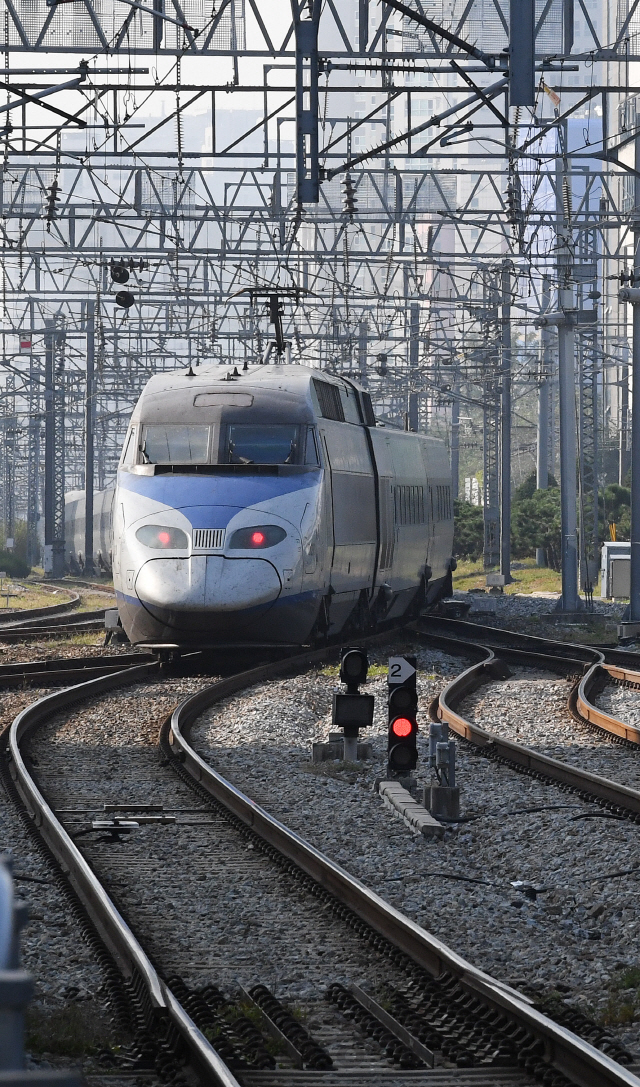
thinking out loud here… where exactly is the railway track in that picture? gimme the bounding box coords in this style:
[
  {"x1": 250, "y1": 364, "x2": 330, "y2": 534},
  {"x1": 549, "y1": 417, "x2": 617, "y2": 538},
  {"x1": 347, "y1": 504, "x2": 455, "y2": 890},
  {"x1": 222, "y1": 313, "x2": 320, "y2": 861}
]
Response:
[
  {"x1": 0, "y1": 649, "x2": 155, "y2": 686},
  {"x1": 419, "y1": 615, "x2": 640, "y2": 819},
  {"x1": 0, "y1": 581, "x2": 113, "y2": 640},
  {"x1": 3, "y1": 637, "x2": 639, "y2": 1087}
]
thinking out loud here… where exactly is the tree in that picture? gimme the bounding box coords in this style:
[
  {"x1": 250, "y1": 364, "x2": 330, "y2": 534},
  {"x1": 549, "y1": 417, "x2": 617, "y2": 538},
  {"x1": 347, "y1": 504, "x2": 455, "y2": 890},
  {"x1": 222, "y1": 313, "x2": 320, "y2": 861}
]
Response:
[
  {"x1": 511, "y1": 487, "x2": 562, "y2": 569},
  {"x1": 602, "y1": 484, "x2": 631, "y2": 540},
  {"x1": 453, "y1": 500, "x2": 484, "y2": 561}
]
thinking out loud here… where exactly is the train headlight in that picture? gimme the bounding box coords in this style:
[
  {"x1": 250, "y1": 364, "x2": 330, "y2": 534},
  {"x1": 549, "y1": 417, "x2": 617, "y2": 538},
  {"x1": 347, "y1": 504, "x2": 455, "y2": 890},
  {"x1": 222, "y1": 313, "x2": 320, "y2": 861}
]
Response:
[
  {"x1": 228, "y1": 525, "x2": 286, "y2": 549},
  {"x1": 135, "y1": 525, "x2": 189, "y2": 549}
]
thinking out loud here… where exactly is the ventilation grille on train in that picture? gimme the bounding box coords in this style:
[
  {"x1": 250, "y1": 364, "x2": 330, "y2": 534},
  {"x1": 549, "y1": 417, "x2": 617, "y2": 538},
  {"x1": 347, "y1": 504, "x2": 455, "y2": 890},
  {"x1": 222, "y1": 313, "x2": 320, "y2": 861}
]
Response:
[
  {"x1": 192, "y1": 528, "x2": 225, "y2": 550},
  {"x1": 312, "y1": 378, "x2": 345, "y2": 422}
]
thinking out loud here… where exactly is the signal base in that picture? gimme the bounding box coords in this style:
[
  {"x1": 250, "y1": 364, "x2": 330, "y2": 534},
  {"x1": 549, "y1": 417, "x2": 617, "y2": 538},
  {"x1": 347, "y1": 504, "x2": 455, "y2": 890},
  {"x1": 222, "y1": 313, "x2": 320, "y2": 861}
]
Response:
[{"x1": 427, "y1": 784, "x2": 460, "y2": 822}]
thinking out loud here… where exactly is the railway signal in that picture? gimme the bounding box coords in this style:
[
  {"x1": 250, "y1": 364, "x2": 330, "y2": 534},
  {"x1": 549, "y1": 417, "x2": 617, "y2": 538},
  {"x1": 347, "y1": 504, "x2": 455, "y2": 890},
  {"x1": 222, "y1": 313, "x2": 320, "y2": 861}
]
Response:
[
  {"x1": 387, "y1": 655, "x2": 418, "y2": 776},
  {"x1": 332, "y1": 646, "x2": 374, "y2": 761}
]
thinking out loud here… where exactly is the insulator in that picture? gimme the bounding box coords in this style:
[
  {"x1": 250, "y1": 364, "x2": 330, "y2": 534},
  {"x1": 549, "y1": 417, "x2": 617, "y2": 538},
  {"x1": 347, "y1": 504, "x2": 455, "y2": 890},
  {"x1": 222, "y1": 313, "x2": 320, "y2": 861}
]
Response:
[
  {"x1": 45, "y1": 179, "x2": 60, "y2": 223},
  {"x1": 341, "y1": 173, "x2": 357, "y2": 219}
]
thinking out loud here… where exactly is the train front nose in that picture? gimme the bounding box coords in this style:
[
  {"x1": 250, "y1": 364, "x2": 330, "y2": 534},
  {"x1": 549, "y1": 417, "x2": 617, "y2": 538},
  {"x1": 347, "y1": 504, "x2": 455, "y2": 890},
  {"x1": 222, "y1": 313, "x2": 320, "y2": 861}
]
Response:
[{"x1": 134, "y1": 553, "x2": 282, "y2": 632}]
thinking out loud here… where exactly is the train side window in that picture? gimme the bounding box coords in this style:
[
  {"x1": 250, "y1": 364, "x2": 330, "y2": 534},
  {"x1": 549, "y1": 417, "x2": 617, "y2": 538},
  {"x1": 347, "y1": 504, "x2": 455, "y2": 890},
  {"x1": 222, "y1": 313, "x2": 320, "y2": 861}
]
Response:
[
  {"x1": 120, "y1": 428, "x2": 136, "y2": 467},
  {"x1": 360, "y1": 392, "x2": 376, "y2": 427},
  {"x1": 339, "y1": 385, "x2": 361, "y2": 424},
  {"x1": 305, "y1": 428, "x2": 321, "y2": 466}
]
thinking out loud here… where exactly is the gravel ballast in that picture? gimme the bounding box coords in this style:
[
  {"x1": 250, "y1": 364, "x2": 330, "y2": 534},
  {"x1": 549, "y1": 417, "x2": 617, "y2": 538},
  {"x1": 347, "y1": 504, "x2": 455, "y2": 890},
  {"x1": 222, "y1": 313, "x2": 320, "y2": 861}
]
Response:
[
  {"x1": 189, "y1": 640, "x2": 640, "y2": 1055},
  {"x1": 596, "y1": 683, "x2": 640, "y2": 730}
]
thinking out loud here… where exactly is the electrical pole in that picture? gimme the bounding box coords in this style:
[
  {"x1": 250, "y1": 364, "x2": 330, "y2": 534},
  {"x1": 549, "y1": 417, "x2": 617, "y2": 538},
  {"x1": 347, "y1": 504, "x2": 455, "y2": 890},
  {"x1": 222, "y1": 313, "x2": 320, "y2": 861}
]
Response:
[
  {"x1": 618, "y1": 134, "x2": 640, "y2": 637},
  {"x1": 450, "y1": 388, "x2": 460, "y2": 500},
  {"x1": 535, "y1": 137, "x2": 579, "y2": 610},
  {"x1": 84, "y1": 300, "x2": 95, "y2": 576},
  {"x1": 537, "y1": 276, "x2": 550, "y2": 566},
  {"x1": 500, "y1": 260, "x2": 512, "y2": 583},
  {"x1": 408, "y1": 303, "x2": 419, "y2": 431},
  {"x1": 27, "y1": 353, "x2": 41, "y2": 568},
  {"x1": 43, "y1": 319, "x2": 54, "y2": 577}
]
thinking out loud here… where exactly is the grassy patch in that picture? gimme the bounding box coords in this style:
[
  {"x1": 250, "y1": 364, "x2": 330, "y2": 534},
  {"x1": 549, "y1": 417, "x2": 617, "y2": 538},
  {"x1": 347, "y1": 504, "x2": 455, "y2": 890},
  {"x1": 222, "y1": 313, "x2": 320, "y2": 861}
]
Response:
[
  {"x1": 598, "y1": 993, "x2": 637, "y2": 1027},
  {"x1": 319, "y1": 662, "x2": 388, "y2": 678},
  {"x1": 26, "y1": 1003, "x2": 115, "y2": 1057},
  {"x1": 77, "y1": 592, "x2": 115, "y2": 611},
  {"x1": 0, "y1": 584, "x2": 77, "y2": 612},
  {"x1": 588, "y1": 966, "x2": 640, "y2": 1027},
  {"x1": 453, "y1": 557, "x2": 563, "y2": 595}
]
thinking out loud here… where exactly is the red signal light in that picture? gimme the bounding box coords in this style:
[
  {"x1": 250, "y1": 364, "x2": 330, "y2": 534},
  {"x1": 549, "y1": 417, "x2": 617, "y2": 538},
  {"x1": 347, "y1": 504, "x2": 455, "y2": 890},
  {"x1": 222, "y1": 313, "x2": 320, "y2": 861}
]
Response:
[
  {"x1": 251, "y1": 531, "x2": 266, "y2": 546},
  {"x1": 158, "y1": 531, "x2": 171, "y2": 546},
  {"x1": 391, "y1": 717, "x2": 412, "y2": 738}
]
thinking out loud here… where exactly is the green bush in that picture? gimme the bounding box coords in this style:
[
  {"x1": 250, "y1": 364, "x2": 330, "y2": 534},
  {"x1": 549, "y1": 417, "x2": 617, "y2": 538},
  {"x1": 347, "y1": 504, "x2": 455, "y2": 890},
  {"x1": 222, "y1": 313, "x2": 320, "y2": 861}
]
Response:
[
  {"x1": 602, "y1": 484, "x2": 631, "y2": 539},
  {"x1": 511, "y1": 486, "x2": 562, "y2": 569},
  {"x1": 0, "y1": 550, "x2": 30, "y2": 577},
  {"x1": 513, "y1": 470, "x2": 558, "y2": 502},
  {"x1": 453, "y1": 500, "x2": 484, "y2": 561},
  {"x1": 454, "y1": 476, "x2": 562, "y2": 568}
]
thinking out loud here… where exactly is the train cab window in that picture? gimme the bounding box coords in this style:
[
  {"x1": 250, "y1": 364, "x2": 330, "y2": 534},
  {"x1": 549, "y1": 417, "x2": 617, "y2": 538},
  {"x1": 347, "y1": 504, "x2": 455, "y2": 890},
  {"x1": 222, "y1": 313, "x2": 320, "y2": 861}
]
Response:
[
  {"x1": 305, "y1": 428, "x2": 321, "y2": 466},
  {"x1": 140, "y1": 424, "x2": 210, "y2": 464},
  {"x1": 227, "y1": 424, "x2": 299, "y2": 465},
  {"x1": 120, "y1": 428, "x2": 136, "y2": 467}
]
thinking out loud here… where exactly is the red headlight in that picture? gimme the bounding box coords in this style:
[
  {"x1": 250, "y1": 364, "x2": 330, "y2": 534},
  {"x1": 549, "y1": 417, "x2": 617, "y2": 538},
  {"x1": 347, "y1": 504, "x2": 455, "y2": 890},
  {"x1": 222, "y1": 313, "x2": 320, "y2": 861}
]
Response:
[
  {"x1": 229, "y1": 526, "x2": 286, "y2": 549},
  {"x1": 135, "y1": 525, "x2": 188, "y2": 549}
]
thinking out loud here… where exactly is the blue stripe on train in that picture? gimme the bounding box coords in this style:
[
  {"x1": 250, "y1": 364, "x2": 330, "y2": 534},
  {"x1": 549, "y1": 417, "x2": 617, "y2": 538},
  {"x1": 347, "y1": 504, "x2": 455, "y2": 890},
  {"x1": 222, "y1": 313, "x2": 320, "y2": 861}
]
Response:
[
  {"x1": 115, "y1": 586, "x2": 320, "y2": 612},
  {"x1": 118, "y1": 470, "x2": 321, "y2": 509}
]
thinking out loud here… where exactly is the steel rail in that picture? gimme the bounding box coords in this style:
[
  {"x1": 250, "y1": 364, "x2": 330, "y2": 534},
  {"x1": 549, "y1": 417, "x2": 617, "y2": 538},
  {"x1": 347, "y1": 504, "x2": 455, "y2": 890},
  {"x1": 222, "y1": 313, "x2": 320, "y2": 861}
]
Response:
[
  {"x1": 0, "y1": 606, "x2": 106, "y2": 630},
  {"x1": 0, "y1": 588, "x2": 81, "y2": 626},
  {"x1": 428, "y1": 638, "x2": 640, "y2": 818},
  {"x1": 419, "y1": 615, "x2": 640, "y2": 748},
  {"x1": 6, "y1": 624, "x2": 640, "y2": 1086},
  {"x1": 2, "y1": 629, "x2": 405, "y2": 1085},
  {"x1": 5, "y1": 658, "x2": 244, "y2": 1087},
  {"x1": 575, "y1": 662, "x2": 640, "y2": 745},
  {"x1": 0, "y1": 650, "x2": 156, "y2": 687},
  {"x1": 0, "y1": 620, "x2": 106, "y2": 642},
  {"x1": 167, "y1": 672, "x2": 640, "y2": 1087}
]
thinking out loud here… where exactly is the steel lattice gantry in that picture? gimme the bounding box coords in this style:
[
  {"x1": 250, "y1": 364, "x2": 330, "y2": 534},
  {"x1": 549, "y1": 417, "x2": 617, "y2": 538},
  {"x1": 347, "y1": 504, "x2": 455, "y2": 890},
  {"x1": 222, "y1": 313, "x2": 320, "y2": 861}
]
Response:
[{"x1": 0, "y1": 0, "x2": 633, "y2": 586}]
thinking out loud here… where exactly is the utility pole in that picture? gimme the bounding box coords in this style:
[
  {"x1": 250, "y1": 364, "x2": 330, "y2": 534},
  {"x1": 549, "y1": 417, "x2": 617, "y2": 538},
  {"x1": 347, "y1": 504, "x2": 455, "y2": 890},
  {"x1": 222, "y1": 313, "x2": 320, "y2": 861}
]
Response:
[
  {"x1": 482, "y1": 276, "x2": 500, "y2": 567},
  {"x1": 450, "y1": 388, "x2": 460, "y2": 500},
  {"x1": 537, "y1": 276, "x2": 551, "y2": 566},
  {"x1": 618, "y1": 133, "x2": 640, "y2": 638},
  {"x1": 27, "y1": 353, "x2": 41, "y2": 568},
  {"x1": 43, "y1": 319, "x2": 55, "y2": 577},
  {"x1": 84, "y1": 300, "x2": 95, "y2": 576},
  {"x1": 619, "y1": 354, "x2": 630, "y2": 485},
  {"x1": 500, "y1": 260, "x2": 512, "y2": 583},
  {"x1": 358, "y1": 320, "x2": 368, "y2": 384},
  {"x1": 408, "y1": 302, "x2": 419, "y2": 431},
  {"x1": 44, "y1": 319, "x2": 66, "y2": 578},
  {"x1": 535, "y1": 135, "x2": 579, "y2": 610}
]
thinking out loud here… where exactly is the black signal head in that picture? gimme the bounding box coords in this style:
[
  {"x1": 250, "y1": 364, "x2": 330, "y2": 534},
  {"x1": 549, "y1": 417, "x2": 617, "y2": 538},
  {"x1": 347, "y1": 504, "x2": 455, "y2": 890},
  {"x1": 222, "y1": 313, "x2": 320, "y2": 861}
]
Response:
[
  {"x1": 339, "y1": 646, "x2": 369, "y2": 690},
  {"x1": 388, "y1": 684, "x2": 418, "y2": 715},
  {"x1": 388, "y1": 739, "x2": 418, "y2": 774}
]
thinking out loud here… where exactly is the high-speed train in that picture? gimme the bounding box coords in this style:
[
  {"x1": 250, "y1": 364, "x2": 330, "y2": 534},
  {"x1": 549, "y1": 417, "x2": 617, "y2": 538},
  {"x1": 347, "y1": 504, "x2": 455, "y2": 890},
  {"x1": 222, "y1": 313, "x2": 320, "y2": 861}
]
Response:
[{"x1": 102, "y1": 363, "x2": 454, "y2": 648}]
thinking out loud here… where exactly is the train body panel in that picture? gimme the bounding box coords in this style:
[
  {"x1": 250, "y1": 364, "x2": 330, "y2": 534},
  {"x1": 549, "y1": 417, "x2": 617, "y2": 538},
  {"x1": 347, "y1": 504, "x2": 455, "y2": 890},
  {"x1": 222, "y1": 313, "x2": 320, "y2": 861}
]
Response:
[
  {"x1": 64, "y1": 487, "x2": 114, "y2": 573},
  {"x1": 85, "y1": 362, "x2": 454, "y2": 648}
]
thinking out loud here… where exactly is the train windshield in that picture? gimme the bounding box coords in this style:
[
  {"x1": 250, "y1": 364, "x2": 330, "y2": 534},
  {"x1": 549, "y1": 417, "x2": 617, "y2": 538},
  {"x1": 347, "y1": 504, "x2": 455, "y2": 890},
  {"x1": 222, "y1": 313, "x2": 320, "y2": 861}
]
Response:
[
  {"x1": 141, "y1": 425, "x2": 210, "y2": 463},
  {"x1": 227, "y1": 424, "x2": 298, "y2": 465}
]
